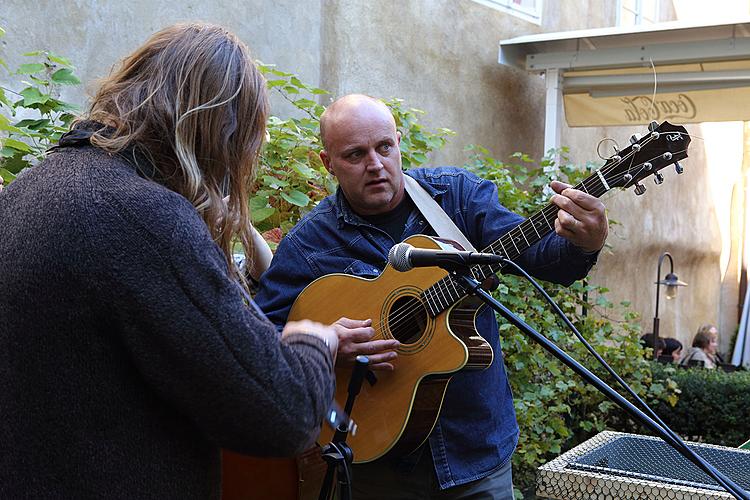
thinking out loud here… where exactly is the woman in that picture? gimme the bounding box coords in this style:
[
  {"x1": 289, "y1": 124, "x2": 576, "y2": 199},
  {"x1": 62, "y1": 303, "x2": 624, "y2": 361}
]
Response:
[
  {"x1": 662, "y1": 337, "x2": 683, "y2": 363},
  {"x1": 0, "y1": 24, "x2": 337, "y2": 498},
  {"x1": 680, "y1": 324, "x2": 720, "y2": 369}
]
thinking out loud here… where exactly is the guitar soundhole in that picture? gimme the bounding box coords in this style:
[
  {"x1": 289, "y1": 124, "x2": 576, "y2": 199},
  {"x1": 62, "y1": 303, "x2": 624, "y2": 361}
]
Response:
[{"x1": 388, "y1": 296, "x2": 428, "y2": 345}]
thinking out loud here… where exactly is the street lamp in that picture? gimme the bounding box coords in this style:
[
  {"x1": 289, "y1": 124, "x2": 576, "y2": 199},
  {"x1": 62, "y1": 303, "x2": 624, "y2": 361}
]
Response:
[{"x1": 652, "y1": 252, "x2": 688, "y2": 360}]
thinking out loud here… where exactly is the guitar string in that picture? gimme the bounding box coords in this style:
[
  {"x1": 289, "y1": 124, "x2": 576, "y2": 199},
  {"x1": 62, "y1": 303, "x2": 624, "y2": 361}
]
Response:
[
  {"x1": 376, "y1": 139, "x2": 682, "y2": 341},
  {"x1": 377, "y1": 140, "x2": 691, "y2": 341}
]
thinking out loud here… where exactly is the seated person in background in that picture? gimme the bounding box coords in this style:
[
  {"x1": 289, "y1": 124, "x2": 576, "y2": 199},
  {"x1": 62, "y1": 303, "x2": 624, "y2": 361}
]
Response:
[
  {"x1": 640, "y1": 333, "x2": 665, "y2": 359},
  {"x1": 680, "y1": 324, "x2": 720, "y2": 369},
  {"x1": 660, "y1": 337, "x2": 683, "y2": 363}
]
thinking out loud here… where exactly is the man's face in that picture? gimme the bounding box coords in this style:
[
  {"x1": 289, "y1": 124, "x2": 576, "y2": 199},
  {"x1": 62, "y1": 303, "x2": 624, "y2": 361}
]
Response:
[{"x1": 320, "y1": 100, "x2": 405, "y2": 216}]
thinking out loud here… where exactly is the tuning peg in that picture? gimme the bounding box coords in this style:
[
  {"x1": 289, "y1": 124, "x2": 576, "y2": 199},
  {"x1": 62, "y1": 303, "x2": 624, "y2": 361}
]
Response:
[
  {"x1": 629, "y1": 133, "x2": 641, "y2": 144},
  {"x1": 634, "y1": 182, "x2": 647, "y2": 196},
  {"x1": 654, "y1": 172, "x2": 664, "y2": 185},
  {"x1": 674, "y1": 161, "x2": 684, "y2": 174},
  {"x1": 648, "y1": 121, "x2": 659, "y2": 131}
]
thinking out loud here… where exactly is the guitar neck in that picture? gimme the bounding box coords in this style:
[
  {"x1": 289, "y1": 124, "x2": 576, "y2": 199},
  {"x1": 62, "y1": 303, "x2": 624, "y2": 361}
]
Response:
[
  {"x1": 422, "y1": 168, "x2": 612, "y2": 317},
  {"x1": 420, "y1": 119, "x2": 690, "y2": 317}
]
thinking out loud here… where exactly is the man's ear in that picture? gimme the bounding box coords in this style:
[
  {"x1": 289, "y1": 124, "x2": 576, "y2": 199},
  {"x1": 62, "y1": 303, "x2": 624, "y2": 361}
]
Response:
[
  {"x1": 320, "y1": 150, "x2": 334, "y2": 176},
  {"x1": 396, "y1": 131, "x2": 402, "y2": 145}
]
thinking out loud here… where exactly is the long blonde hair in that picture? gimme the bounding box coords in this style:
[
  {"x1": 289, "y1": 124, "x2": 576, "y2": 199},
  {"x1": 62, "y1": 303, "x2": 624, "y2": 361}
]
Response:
[{"x1": 86, "y1": 23, "x2": 268, "y2": 286}]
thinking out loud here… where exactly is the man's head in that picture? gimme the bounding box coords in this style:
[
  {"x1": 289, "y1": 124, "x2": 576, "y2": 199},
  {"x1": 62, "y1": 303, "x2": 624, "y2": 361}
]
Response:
[{"x1": 319, "y1": 94, "x2": 405, "y2": 216}]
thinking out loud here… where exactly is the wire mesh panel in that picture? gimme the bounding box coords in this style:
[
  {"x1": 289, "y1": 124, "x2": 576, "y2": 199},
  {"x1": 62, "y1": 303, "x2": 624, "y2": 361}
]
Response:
[{"x1": 537, "y1": 431, "x2": 750, "y2": 499}]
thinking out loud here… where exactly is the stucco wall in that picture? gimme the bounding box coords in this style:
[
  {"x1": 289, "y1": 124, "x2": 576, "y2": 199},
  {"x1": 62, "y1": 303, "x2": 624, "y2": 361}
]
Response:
[{"x1": 0, "y1": 0, "x2": 323, "y2": 118}]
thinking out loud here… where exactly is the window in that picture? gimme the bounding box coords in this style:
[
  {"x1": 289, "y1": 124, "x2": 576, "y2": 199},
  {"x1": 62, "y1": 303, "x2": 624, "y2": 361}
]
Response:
[
  {"x1": 473, "y1": 0, "x2": 543, "y2": 25},
  {"x1": 618, "y1": 0, "x2": 660, "y2": 26}
]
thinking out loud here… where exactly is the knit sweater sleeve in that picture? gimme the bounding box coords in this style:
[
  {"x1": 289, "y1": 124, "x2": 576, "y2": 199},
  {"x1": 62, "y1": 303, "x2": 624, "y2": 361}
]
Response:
[{"x1": 92, "y1": 186, "x2": 334, "y2": 457}]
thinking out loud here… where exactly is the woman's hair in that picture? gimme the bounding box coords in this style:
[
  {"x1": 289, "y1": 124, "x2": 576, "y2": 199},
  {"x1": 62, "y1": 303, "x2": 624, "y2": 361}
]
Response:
[
  {"x1": 662, "y1": 337, "x2": 683, "y2": 356},
  {"x1": 85, "y1": 23, "x2": 268, "y2": 286},
  {"x1": 693, "y1": 324, "x2": 717, "y2": 349}
]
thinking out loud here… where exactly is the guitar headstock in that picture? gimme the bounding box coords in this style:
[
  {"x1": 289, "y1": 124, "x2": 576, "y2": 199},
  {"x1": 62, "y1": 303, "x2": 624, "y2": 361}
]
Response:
[{"x1": 600, "y1": 121, "x2": 690, "y2": 194}]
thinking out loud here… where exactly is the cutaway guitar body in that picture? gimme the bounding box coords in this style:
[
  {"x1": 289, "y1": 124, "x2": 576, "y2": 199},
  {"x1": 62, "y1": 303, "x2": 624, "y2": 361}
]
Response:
[{"x1": 288, "y1": 234, "x2": 494, "y2": 463}]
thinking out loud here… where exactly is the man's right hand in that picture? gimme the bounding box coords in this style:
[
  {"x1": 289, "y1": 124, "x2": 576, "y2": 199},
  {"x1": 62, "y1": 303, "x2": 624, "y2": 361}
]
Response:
[{"x1": 332, "y1": 317, "x2": 400, "y2": 371}]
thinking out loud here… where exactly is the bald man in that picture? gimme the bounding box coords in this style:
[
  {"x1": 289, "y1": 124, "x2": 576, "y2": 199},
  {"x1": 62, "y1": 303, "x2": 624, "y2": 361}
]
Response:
[{"x1": 255, "y1": 94, "x2": 607, "y2": 499}]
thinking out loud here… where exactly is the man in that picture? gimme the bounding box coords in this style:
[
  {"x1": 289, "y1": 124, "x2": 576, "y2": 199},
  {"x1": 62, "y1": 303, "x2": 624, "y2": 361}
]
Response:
[{"x1": 255, "y1": 94, "x2": 607, "y2": 498}]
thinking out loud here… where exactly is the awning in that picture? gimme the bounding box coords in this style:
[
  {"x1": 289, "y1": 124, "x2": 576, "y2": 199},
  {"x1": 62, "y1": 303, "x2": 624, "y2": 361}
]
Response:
[{"x1": 499, "y1": 20, "x2": 750, "y2": 148}]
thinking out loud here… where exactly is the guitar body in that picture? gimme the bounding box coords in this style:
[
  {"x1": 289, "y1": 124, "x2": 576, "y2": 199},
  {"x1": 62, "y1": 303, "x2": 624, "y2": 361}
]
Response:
[{"x1": 288, "y1": 234, "x2": 494, "y2": 463}]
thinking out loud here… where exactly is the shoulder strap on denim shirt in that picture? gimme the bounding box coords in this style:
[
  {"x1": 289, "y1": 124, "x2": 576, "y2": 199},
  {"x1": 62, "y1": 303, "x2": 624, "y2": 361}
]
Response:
[{"x1": 403, "y1": 174, "x2": 476, "y2": 252}]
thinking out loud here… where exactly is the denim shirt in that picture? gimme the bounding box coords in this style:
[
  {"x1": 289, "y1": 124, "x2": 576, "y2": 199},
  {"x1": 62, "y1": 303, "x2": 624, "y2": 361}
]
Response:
[{"x1": 255, "y1": 167, "x2": 597, "y2": 489}]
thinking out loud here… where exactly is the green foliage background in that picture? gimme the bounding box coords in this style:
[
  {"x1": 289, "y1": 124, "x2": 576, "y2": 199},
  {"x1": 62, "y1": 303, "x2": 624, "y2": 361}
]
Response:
[
  {"x1": 0, "y1": 27, "x2": 79, "y2": 184},
  {"x1": 1, "y1": 32, "x2": 686, "y2": 498},
  {"x1": 651, "y1": 363, "x2": 750, "y2": 447}
]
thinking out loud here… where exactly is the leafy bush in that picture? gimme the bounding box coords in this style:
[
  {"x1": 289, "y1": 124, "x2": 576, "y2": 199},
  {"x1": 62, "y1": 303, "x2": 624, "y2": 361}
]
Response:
[
  {"x1": 651, "y1": 363, "x2": 750, "y2": 447},
  {"x1": 463, "y1": 148, "x2": 678, "y2": 495},
  {"x1": 0, "y1": 26, "x2": 80, "y2": 186}
]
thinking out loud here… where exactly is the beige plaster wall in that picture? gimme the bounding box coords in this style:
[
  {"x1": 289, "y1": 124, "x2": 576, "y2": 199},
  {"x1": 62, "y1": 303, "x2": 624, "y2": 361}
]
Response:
[{"x1": 0, "y1": 0, "x2": 323, "y2": 118}]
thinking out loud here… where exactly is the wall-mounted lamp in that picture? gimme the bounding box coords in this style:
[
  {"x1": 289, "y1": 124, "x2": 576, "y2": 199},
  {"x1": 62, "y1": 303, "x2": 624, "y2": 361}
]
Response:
[{"x1": 653, "y1": 252, "x2": 688, "y2": 360}]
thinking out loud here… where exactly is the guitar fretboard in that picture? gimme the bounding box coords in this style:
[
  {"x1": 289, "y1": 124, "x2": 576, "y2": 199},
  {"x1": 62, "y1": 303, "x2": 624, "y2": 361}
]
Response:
[{"x1": 421, "y1": 167, "x2": 613, "y2": 317}]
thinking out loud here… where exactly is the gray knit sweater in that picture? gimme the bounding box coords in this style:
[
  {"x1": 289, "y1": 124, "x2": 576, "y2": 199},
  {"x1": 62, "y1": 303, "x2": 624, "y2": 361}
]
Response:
[{"x1": 0, "y1": 143, "x2": 334, "y2": 499}]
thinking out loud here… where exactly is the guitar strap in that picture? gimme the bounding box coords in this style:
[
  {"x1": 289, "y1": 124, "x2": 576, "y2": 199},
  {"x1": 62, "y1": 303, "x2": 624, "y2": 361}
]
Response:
[{"x1": 403, "y1": 174, "x2": 477, "y2": 252}]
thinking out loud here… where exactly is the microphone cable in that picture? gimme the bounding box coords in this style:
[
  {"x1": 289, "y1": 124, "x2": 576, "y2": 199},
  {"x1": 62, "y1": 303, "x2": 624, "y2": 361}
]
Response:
[{"x1": 495, "y1": 257, "x2": 749, "y2": 499}]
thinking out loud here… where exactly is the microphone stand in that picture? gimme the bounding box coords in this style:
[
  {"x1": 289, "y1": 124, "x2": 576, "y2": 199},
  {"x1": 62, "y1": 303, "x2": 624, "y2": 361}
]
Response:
[
  {"x1": 318, "y1": 355, "x2": 370, "y2": 500},
  {"x1": 455, "y1": 271, "x2": 749, "y2": 500}
]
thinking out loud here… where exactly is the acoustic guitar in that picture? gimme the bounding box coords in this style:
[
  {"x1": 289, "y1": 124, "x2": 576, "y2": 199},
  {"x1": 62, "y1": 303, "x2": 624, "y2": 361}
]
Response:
[{"x1": 285, "y1": 121, "x2": 691, "y2": 465}]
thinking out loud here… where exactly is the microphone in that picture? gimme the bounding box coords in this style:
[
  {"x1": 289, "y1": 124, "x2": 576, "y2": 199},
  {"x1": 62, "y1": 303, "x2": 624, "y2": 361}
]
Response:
[{"x1": 388, "y1": 242, "x2": 504, "y2": 272}]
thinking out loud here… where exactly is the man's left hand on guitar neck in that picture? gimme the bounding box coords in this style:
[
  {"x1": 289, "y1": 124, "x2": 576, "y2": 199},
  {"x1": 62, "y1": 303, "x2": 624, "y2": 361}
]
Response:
[{"x1": 549, "y1": 180, "x2": 608, "y2": 254}]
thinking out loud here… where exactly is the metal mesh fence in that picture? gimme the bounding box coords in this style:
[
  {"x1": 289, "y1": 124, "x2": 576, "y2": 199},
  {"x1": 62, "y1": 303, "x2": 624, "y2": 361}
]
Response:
[{"x1": 537, "y1": 431, "x2": 750, "y2": 499}]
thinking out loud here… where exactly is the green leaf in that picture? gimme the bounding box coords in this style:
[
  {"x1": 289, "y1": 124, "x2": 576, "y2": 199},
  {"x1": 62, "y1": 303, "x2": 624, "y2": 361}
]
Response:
[
  {"x1": 294, "y1": 98, "x2": 317, "y2": 109},
  {"x1": 1, "y1": 138, "x2": 33, "y2": 152},
  {"x1": 51, "y1": 68, "x2": 81, "y2": 85},
  {"x1": 249, "y1": 195, "x2": 269, "y2": 210},
  {"x1": 291, "y1": 161, "x2": 316, "y2": 179},
  {"x1": 0, "y1": 114, "x2": 22, "y2": 133},
  {"x1": 280, "y1": 189, "x2": 310, "y2": 207},
  {"x1": 15, "y1": 118, "x2": 50, "y2": 130},
  {"x1": 262, "y1": 175, "x2": 288, "y2": 188},
  {"x1": 251, "y1": 207, "x2": 275, "y2": 223},
  {"x1": 19, "y1": 87, "x2": 49, "y2": 106},
  {"x1": 47, "y1": 53, "x2": 73, "y2": 67},
  {"x1": 0, "y1": 27, "x2": 5, "y2": 37},
  {"x1": 17, "y1": 63, "x2": 46, "y2": 75},
  {"x1": 0, "y1": 167, "x2": 17, "y2": 183}
]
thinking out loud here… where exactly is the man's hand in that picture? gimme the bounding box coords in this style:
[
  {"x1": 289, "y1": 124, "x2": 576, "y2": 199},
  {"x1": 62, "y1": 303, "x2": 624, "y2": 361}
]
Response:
[
  {"x1": 332, "y1": 317, "x2": 400, "y2": 371},
  {"x1": 549, "y1": 180, "x2": 608, "y2": 253}
]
